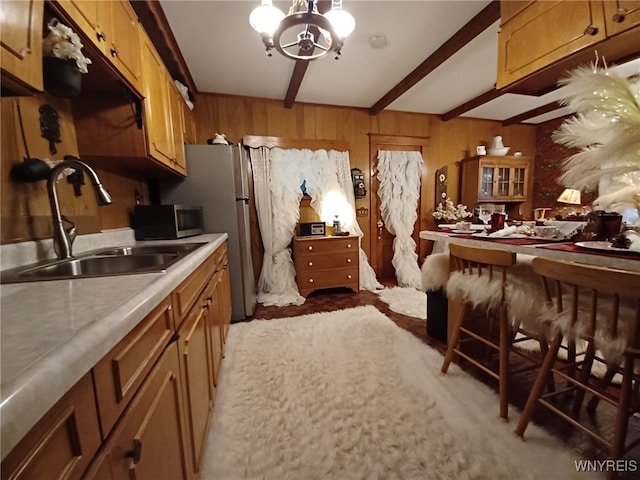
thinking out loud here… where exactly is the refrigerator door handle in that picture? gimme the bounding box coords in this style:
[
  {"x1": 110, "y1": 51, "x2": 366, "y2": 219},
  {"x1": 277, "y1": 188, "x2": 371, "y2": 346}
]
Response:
[{"x1": 236, "y1": 197, "x2": 249, "y2": 204}]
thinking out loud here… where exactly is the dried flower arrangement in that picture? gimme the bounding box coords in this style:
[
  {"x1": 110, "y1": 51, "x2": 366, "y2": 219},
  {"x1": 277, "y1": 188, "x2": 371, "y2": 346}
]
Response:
[
  {"x1": 432, "y1": 197, "x2": 472, "y2": 222},
  {"x1": 43, "y1": 19, "x2": 92, "y2": 74}
]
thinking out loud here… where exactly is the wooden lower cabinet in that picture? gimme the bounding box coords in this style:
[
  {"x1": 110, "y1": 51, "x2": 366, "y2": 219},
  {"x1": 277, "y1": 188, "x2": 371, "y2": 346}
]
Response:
[
  {"x1": 177, "y1": 291, "x2": 214, "y2": 475},
  {"x1": 1, "y1": 372, "x2": 101, "y2": 480},
  {"x1": 1, "y1": 243, "x2": 232, "y2": 480},
  {"x1": 84, "y1": 342, "x2": 190, "y2": 480}
]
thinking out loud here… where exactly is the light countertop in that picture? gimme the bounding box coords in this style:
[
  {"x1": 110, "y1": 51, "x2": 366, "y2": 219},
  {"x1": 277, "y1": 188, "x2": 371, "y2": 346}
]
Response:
[{"x1": 0, "y1": 232, "x2": 228, "y2": 459}]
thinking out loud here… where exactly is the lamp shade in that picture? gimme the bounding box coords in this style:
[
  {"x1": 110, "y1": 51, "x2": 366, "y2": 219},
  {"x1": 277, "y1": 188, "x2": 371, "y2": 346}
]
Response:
[
  {"x1": 557, "y1": 188, "x2": 581, "y2": 205},
  {"x1": 249, "y1": 1, "x2": 285, "y2": 35}
]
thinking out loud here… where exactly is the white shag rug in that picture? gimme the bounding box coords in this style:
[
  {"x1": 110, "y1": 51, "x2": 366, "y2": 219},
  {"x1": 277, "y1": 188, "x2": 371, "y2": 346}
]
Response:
[
  {"x1": 199, "y1": 306, "x2": 600, "y2": 480},
  {"x1": 376, "y1": 286, "x2": 427, "y2": 319}
]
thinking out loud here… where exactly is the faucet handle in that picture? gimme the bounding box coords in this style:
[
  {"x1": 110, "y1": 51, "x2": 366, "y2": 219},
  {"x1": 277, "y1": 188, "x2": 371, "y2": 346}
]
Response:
[{"x1": 61, "y1": 215, "x2": 77, "y2": 245}]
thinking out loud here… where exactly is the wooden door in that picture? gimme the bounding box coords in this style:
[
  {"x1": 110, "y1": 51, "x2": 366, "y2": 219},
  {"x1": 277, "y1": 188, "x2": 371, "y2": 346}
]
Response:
[
  {"x1": 369, "y1": 135, "x2": 428, "y2": 282},
  {"x1": 107, "y1": 0, "x2": 142, "y2": 93},
  {"x1": 603, "y1": 0, "x2": 640, "y2": 36}
]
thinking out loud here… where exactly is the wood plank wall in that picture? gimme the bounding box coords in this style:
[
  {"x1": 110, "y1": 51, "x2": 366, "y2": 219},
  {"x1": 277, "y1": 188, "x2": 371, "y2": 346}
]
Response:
[
  {"x1": 1, "y1": 95, "x2": 148, "y2": 245},
  {"x1": 193, "y1": 92, "x2": 537, "y2": 258}
]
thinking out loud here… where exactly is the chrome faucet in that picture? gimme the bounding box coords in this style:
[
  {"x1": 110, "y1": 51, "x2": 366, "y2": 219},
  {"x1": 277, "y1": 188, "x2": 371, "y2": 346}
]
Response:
[{"x1": 47, "y1": 159, "x2": 112, "y2": 259}]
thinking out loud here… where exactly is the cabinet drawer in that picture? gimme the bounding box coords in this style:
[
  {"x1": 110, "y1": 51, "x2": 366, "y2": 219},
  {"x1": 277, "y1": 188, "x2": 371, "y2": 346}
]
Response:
[
  {"x1": 296, "y1": 267, "x2": 359, "y2": 290},
  {"x1": 1, "y1": 373, "x2": 101, "y2": 480},
  {"x1": 297, "y1": 252, "x2": 357, "y2": 271},
  {"x1": 295, "y1": 236, "x2": 358, "y2": 255},
  {"x1": 93, "y1": 297, "x2": 174, "y2": 437},
  {"x1": 172, "y1": 252, "x2": 216, "y2": 326}
]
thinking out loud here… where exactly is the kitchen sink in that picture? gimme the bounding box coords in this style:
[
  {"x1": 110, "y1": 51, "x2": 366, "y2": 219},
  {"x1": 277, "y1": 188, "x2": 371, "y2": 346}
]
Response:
[{"x1": 1, "y1": 242, "x2": 207, "y2": 283}]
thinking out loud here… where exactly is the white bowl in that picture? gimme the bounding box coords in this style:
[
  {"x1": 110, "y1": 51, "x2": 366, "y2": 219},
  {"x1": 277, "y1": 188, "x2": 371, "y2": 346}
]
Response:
[
  {"x1": 487, "y1": 147, "x2": 511, "y2": 157},
  {"x1": 487, "y1": 147, "x2": 510, "y2": 156}
]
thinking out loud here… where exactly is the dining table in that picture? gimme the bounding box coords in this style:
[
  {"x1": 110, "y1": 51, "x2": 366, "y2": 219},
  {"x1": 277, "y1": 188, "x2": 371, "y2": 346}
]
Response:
[
  {"x1": 419, "y1": 228, "x2": 640, "y2": 272},
  {"x1": 419, "y1": 227, "x2": 640, "y2": 341}
]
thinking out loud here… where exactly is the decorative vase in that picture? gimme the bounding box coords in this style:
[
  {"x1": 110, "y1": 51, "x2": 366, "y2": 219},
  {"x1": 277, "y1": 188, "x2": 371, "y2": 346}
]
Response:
[{"x1": 43, "y1": 57, "x2": 81, "y2": 98}]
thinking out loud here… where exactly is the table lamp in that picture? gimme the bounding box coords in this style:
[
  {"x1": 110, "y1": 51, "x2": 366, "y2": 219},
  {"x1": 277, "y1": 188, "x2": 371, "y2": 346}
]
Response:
[{"x1": 557, "y1": 188, "x2": 582, "y2": 218}]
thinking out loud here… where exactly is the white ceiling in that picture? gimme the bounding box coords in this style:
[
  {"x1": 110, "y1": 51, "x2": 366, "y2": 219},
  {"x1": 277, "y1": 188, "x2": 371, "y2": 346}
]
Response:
[{"x1": 160, "y1": 0, "x2": 640, "y2": 125}]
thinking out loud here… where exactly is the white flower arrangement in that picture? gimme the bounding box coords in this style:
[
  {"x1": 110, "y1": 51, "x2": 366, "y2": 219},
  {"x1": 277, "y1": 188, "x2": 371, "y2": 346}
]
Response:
[
  {"x1": 432, "y1": 197, "x2": 473, "y2": 222},
  {"x1": 43, "y1": 19, "x2": 92, "y2": 74}
]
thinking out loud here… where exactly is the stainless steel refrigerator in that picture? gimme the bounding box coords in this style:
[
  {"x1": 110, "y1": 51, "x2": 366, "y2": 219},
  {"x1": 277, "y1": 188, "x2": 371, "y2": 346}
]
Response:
[{"x1": 160, "y1": 144, "x2": 256, "y2": 322}]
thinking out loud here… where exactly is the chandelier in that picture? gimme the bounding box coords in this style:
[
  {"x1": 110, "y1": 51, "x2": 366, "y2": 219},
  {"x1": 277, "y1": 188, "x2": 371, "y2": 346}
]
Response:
[{"x1": 249, "y1": 0, "x2": 356, "y2": 61}]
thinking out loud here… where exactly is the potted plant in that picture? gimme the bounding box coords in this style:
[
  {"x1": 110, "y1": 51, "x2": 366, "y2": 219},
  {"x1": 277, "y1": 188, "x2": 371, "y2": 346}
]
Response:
[{"x1": 42, "y1": 19, "x2": 92, "y2": 97}]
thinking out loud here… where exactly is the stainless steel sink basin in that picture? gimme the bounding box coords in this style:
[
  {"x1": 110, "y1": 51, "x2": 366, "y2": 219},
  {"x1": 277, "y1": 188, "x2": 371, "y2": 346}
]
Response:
[{"x1": 1, "y1": 242, "x2": 207, "y2": 283}]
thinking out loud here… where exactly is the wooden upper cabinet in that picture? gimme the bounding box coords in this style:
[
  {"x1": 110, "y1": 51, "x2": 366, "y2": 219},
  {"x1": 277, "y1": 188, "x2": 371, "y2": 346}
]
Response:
[
  {"x1": 497, "y1": 1, "x2": 606, "y2": 90},
  {"x1": 140, "y1": 30, "x2": 174, "y2": 168},
  {"x1": 0, "y1": 0, "x2": 44, "y2": 95},
  {"x1": 168, "y1": 80, "x2": 187, "y2": 175},
  {"x1": 105, "y1": 0, "x2": 142, "y2": 93},
  {"x1": 55, "y1": 0, "x2": 142, "y2": 94},
  {"x1": 55, "y1": 0, "x2": 109, "y2": 54},
  {"x1": 182, "y1": 102, "x2": 196, "y2": 144},
  {"x1": 603, "y1": 0, "x2": 640, "y2": 35}
]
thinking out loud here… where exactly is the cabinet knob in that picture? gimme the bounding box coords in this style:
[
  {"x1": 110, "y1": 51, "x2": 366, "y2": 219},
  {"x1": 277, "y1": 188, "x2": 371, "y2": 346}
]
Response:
[
  {"x1": 347, "y1": 274, "x2": 352, "y2": 279},
  {"x1": 584, "y1": 25, "x2": 598, "y2": 36},
  {"x1": 125, "y1": 439, "x2": 142, "y2": 465},
  {"x1": 308, "y1": 246, "x2": 313, "y2": 251},
  {"x1": 96, "y1": 31, "x2": 107, "y2": 42},
  {"x1": 308, "y1": 261, "x2": 313, "y2": 267},
  {"x1": 347, "y1": 258, "x2": 351, "y2": 263},
  {"x1": 308, "y1": 278, "x2": 314, "y2": 283},
  {"x1": 110, "y1": 47, "x2": 119, "y2": 57},
  {"x1": 347, "y1": 244, "x2": 352, "y2": 248},
  {"x1": 612, "y1": 10, "x2": 626, "y2": 23}
]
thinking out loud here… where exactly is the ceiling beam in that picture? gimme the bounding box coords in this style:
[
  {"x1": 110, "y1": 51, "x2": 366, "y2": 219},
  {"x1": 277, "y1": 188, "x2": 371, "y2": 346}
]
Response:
[
  {"x1": 501, "y1": 101, "x2": 564, "y2": 126},
  {"x1": 368, "y1": 0, "x2": 500, "y2": 115},
  {"x1": 283, "y1": 0, "x2": 331, "y2": 108},
  {"x1": 440, "y1": 87, "x2": 504, "y2": 121}
]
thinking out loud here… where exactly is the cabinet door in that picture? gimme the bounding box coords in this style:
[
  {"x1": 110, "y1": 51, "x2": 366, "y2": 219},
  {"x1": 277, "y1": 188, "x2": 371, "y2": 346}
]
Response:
[
  {"x1": 1, "y1": 373, "x2": 101, "y2": 480},
  {"x1": 93, "y1": 297, "x2": 174, "y2": 438},
  {"x1": 106, "y1": 0, "x2": 142, "y2": 93},
  {"x1": 479, "y1": 165, "x2": 495, "y2": 199},
  {"x1": 55, "y1": 0, "x2": 109, "y2": 55},
  {"x1": 497, "y1": 1, "x2": 606, "y2": 89},
  {"x1": 603, "y1": 0, "x2": 640, "y2": 35},
  {"x1": 511, "y1": 166, "x2": 527, "y2": 198},
  {"x1": 140, "y1": 31, "x2": 174, "y2": 167},
  {"x1": 168, "y1": 80, "x2": 187, "y2": 176},
  {"x1": 219, "y1": 260, "x2": 232, "y2": 344},
  {"x1": 177, "y1": 298, "x2": 213, "y2": 476},
  {"x1": 94, "y1": 342, "x2": 191, "y2": 480},
  {"x1": 0, "y1": 0, "x2": 44, "y2": 94},
  {"x1": 182, "y1": 101, "x2": 196, "y2": 144}
]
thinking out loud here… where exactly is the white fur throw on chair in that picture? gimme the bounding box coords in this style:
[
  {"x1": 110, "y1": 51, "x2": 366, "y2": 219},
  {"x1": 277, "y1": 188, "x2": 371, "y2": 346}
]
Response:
[{"x1": 420, "y1": 253, "x2": 451, "y2": 292}]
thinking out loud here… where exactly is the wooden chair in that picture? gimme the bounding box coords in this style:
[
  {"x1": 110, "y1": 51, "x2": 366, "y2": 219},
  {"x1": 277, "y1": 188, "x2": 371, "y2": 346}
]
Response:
[
  {"x1": 515, "y1": 257, "x2": 640, "y2": 463},
  {"x1": 441, "y1": 243, "x2": 549, "y2": 421}
]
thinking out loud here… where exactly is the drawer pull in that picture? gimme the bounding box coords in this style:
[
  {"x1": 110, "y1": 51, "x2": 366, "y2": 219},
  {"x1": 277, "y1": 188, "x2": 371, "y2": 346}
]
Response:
[
  {"x1": 125, "y1": 438, "x2": 143, "y2": 465},
  {"x1": 308, "y1": 261, "x2": 313, "y2": 267},
  {"x1": 347, "y1": 244, "x2": 352, "y2": 248},
  {"x1": 347, "y1": 258, "x2": 352, "y2": 263},
  {"x1": 308, "y1": 246, "x2": 313, "y2": 251},
  {"x1": 347, "y1": 274, "x2": 352, "y2": 279},
  {"x1": 584, "y1": 25, "x2": 598, "y2": 36},
  {"x1": 308, "y1": 278, "x2": 314, "y2": 283},
  {"x1": 612, "y1": 10, "x2": 626, "y2": 23}
]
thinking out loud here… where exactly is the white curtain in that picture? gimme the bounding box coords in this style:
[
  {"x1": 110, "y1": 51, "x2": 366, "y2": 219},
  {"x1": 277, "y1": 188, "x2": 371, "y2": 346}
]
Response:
[
  {"x1": 249, "y1": 147, "x2": 305, "y2": 306},
  {"x1": 329, "y1": 150, "x2": 383, "y2": 291},
  {"x1": 250, "y1": 147, "x2": 381, "y2": 306},
  {"x1": 376, "y1": 150, "x2": 424, "y2": 288}
]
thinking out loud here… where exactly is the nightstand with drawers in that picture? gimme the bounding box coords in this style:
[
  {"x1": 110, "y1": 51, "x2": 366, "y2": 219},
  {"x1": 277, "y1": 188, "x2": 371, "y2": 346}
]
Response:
[{"x1": 292, "y1": 235, "x2": 359, "y2": 297}]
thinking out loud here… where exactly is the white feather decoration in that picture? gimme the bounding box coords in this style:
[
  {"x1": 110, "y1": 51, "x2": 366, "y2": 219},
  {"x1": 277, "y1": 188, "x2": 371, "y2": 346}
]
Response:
[{"x1": 553, "y1": 64, "x2": 640, "y2": 212}]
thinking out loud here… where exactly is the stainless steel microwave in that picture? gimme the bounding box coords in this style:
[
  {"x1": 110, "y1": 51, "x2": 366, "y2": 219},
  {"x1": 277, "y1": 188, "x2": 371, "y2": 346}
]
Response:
[{"x1": 134, "y1": 205, "x2": 204, "y2": 240}]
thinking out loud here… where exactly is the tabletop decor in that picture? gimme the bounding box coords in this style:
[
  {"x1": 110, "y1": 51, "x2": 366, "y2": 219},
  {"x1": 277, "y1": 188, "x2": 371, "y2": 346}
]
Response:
[
  {"x1": 42, "y1": 19, "x2": 92, "y2": 97},
  {"x1": 432, "y1": 196, "x2": 472, "y2": 223},
  {"x1": 552, "y1": 58, "x2": 640, "y2": 215}
]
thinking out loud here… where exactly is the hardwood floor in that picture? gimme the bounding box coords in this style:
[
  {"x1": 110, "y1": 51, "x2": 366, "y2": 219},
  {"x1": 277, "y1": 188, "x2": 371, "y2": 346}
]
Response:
[{"x1": 246, "y1": 284, "x2": 640, "y2": 479}]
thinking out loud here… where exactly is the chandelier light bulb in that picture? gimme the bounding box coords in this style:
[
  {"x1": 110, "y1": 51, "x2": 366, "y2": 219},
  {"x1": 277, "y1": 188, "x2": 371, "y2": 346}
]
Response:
[
  {"x1": 324, "y1": 7, "x2": 355, "y2": 39},
  {"x1": 249, "y1": 1, "x2": 285, "y2": 35}
]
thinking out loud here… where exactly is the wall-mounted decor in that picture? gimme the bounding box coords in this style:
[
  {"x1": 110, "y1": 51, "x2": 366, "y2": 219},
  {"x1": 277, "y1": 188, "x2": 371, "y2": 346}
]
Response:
[{"x1": 435, "y1": 166, "x2": 448, "y2": 207}]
